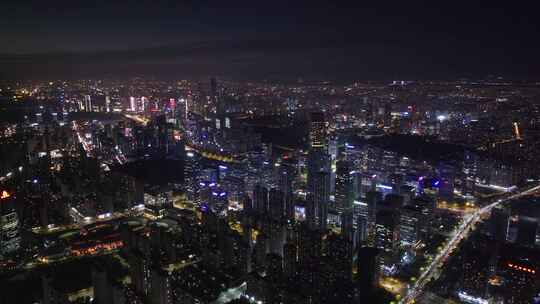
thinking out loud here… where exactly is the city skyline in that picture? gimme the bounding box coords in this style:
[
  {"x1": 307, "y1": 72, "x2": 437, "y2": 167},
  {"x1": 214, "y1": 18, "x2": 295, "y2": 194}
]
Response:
[{"x1": 2, "y1": 2, "x2": 540, "y2": 304}]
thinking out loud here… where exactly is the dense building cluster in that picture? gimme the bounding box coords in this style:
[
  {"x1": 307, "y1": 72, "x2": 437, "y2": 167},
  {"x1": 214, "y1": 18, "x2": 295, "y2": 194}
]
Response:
[{"x1": 1, "y1": 78, "x2": 540, "y2": 303}]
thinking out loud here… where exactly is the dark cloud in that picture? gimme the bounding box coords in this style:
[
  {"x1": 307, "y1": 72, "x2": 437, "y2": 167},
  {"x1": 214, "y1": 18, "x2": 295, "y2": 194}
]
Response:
[{"x1": 1, "y1": 1, "x2": 539, "y2": 80}]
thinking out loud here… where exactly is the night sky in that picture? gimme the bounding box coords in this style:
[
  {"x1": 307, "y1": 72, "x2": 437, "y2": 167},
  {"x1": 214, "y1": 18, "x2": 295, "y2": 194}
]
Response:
[{"x1": 1, "y1": 1, "x2": 539, "y2": 80}]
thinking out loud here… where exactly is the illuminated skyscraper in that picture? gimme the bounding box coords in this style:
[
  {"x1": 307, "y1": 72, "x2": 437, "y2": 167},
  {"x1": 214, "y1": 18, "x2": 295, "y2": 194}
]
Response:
[
  {"x1": 84, "y1": 95, "x2": 92, "y2": 112},
  {"x1": 374, "y1": 210, "x2": 398, "y2": 253},
  {"x1": 184, "y1": 151, "x2": 201, "y2": 204},
  {"x1": 130, "y1": 96, "x2": 137, "y2": 112},
  {"x1": 211, "y1": 77, "x2": 220, "y2": 114},
  {"x1": 105, "y1": 95, "x2": 111, "y2": 113},
  {"x1": 141, "y1": 96, "x2": 149, "y2": 112},
  {"x1": 309, "y1": 112, "x2": 327, "y2": 149},
  {"x1": 399, "y1": 204, "x2": 422, "y2": 246},
  {"x1": 335, "y1": 160, "x2": 356, "y2": 213},
  {"x1": 0, "y1": 192, "x2": 21, "y2": 256},
  {"x1": 312, "y1": 171, "x2": 330, "y2": 231},
  {"x1": 307, "y1": 150, "x2": 330, "y2": 197},
  {"x1": 437, "y1": 162, "x2": 455, "y2": 201}
]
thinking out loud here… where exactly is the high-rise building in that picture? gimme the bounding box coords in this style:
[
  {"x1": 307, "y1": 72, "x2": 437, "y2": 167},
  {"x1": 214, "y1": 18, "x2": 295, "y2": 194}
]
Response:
[
  {"x1": 211, "y1": 77, "x2": 219, "y2": 111},
  {"x1": 0, "y1": 192, "x2": 21, "y2": 256},
  {"x1": 253, "y1": 185, "x2": 269, "y2": 215},
  {"x1": 307, "y1": 149, "x2": 330, "y2": 197},
  {"x1": 374, "y1": 210, "x2": 398, "y2": 253},
  {"x1": 437, "y1": 162, "x2": 455, "y2": 201},
  {"x1": 130, "y1": 96, "x2": 137, "y2": 112},
  {"x1": 489, "y1": 207, "x2": 509, "y2": 242},
  {"x1": 312, "y1": 171, "x2": 330, "y2": 231},
  {"x1": 269, "y1": 188, "x2": 285, "y2": 221},
  {"x1": 184, "y1": 151, "x2": 201, "y2": 204},
  {"x1": 462, "y1": 150, "x2": 478, "y2": 198},
  {"x1": 84, "y1": 95, "x2": 92, "y2": 112},
  {"x1": 399, "y1": 204, "x2": 423, "y2": 246},
  {"x1": 365, "y1": 191, "x2": 383, "y2": 246},
  {"x1": 354, "y1": 200, "x2": 369, "y2": 244},
  {"x1": 105, "y1": 95, "x2": 111, "y2": 113},
  {"x1": 277, "y1": 162, "x2": 295, "y2": 199},
  {"x1": 283, "y1": 241, "x2": 297, "y2": 279},
  {"x1": 356, "y1": 247, "x2": 379, "y2": 295},
  {"x1": 326, "y1": 234, "x2": 353, "y2": 282},
  {"x1": 335, "y1": 160, "x2": 356, "y2": 213},
  {"x1": 130, "y1": 252, "x2": 151, "y2": 297},
  {"x1": 92, "y1": 261, "x2": 125, "y2": 304},
  {"x1": 309, "y1": 112, "x2": 327, "y2": 149},
  {"x1": 150, "y1": 268, "x2": 173, "y2": 304}
]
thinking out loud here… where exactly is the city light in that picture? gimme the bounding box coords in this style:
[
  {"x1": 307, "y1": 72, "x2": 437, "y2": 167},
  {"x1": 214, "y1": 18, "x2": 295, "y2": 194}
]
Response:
[{"x1": 1, "y1": 190, "x2": 11, "y2": 199}]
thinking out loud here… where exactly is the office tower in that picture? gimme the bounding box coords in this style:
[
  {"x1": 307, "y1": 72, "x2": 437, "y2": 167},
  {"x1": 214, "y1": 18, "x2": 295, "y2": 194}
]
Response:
[
  {"x1": 297, "y1": 222, "x2": 322, "y2": 269},
  {"x1": 266, "y1": 253, "x2": 285, "y2": 303},
  {"x1": 105, "y1": 95, "x2": 111, "y2": 112},
  {"x1": 236, "y1": 238, "x2": 252, "y2": 274},
  {"x1": 221, "y1": 175, "x2": 245, "y2": 204},
  {"x1": 307, "y1": 149, "x2": 330, "y2": 190},
  {"x1": 41, "y1": 271, "x2": 55, "y2": 304},
  {"x1": 389, "y1": 173, "x2": 404, "y2": 194},
  {"x1": 184, "y1": 151, "x2": 201, "y2": 204},
  {"x1": 305, "y1": 194, "x2": 317, "y2": 229},
  {"x1": 335, "y1": 160, "x2": 355, "y2": 213},
  {"x1": 269, "y1": 188, "x2": 285, "y2": 221},
  {"x1": 130, "y1": 252, "x2": 151, "y2": 297},
  {"x1": 253, "y1": 185, "x2": 269, "y2": 215},
  {"x1": 243, "y1": 195, "x2": 253, "y2": 214},
  {"x1": 84, "y1": 95, "x2": 92, "y2": 112},
  {"x1": 437, "y1": 162, "x2": 455, "y2": 201},
  {"x1": 328, "y1": 138, "x2": 338, "y2": 160},
  {"x1": 0, "y1": 194, "x2": 21, "y2": 256},
  {"x1": 399, "y1": 204, "x2": 423, "y2": 246},
  {"x1": 284, "y1": 194, "x2": 295, "y2": 223},
  {"x1": 341, "y1": 209, "x2": 355, "y2": 244},
  {"x1": 462, "y1": 150, "x2": 477, "y2": 197},
  {"x1": 267, "y1": 253, "x2": 284, "y2": 280},
  {"x1": 254, "y1": 233, "x2": 268, "y2": 273},
  {"x1": 515, "y1": 217, "x2": 538, "y2": 247},
  {"x1": 309, "y1": 112, "x2": 327, "y2": 149},
  {"x1": 380, "y1": 193, "x2": 404, "y2": 211},
  {"x1": 356, "y1": 247, "x2": 380, "y2": 295},
  {"x1": 130, "y1": 96, "x2": 137, "y2": 112},
  {"x1": 359, "y1": 173, "x2": 377, "y2": 199},
  {"x1": 209, "y1": 189, "x2": 228, "y2": 215},
  {"x1": 150, "y1": 268, "x2": 173, "y2": 304},
  {"x1": 489, "y1": 207, "x2": 509, "y2": 242},
  {"x1": 277, "y1": 162, "x2": 295, "y2": 199},
  {"x1": 355, "y1": 200, "x2": 369, "y2": 244},
  {"x1": 154, "y1": 114, "x2": 172, "y2": 155},
  {"x1": 141, "y1": 96, "x2": 149, "y2": 112},
  {"x1": 326, "y1": 234, "x2": 353, "y2": 282},
  {"x1": 92, "y1": 261, "x2": 126, "y2": 304},
  {"x1": 313, "y1": 171, "x2": 330, "y2": 231},
  {"x1": 283, "y1": 241, "x2": 297, "y2": 278},
  {"x1": 210, "y1": 77, "x2": 219, "y2": 111},
  {"x1": 374, "y1": 210, "x2": 398, "y2": 253},
  {"x1": 365, "y1": 191, "x2": 383, "y2": 246},
  {"x1": 383, "y1": 102, "x2": 392, "y2": 126}
]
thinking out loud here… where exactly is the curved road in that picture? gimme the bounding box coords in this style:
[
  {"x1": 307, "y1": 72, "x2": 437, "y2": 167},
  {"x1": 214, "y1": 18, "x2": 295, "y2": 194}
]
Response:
[{"x1": 399, "y1": 184, "x2": 540, "y2": 304}]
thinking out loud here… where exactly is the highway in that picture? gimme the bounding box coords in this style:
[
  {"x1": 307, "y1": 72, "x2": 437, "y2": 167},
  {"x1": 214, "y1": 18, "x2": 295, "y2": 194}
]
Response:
[{"x1": 399, "y1": 184, "x2": 540, "y2": 304}]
